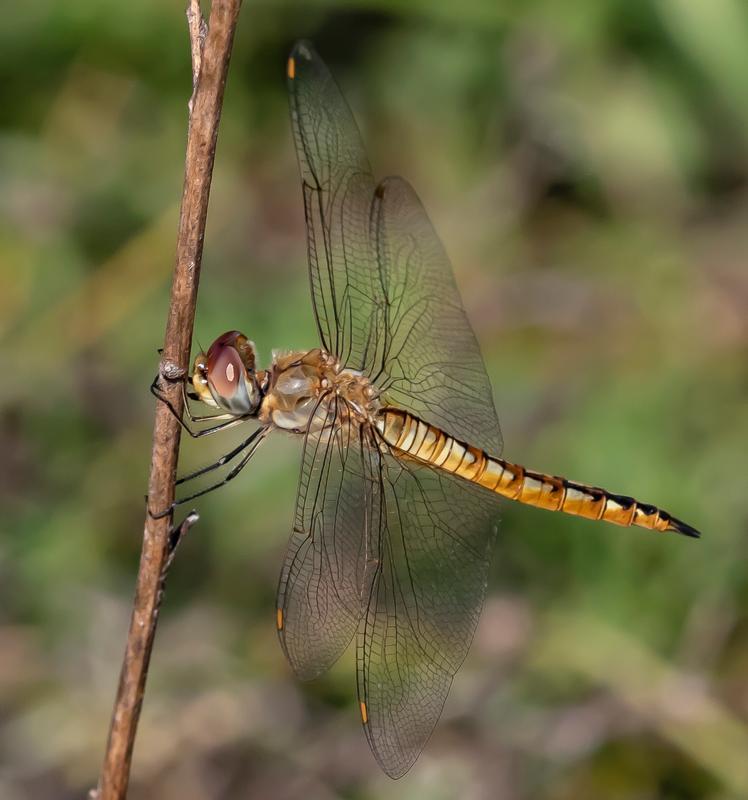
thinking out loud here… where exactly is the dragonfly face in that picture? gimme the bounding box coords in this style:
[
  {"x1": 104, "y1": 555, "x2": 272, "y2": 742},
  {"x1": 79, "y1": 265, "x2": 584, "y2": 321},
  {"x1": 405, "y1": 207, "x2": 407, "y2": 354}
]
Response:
[
  {"x1": 190, "y1": 330, "x2": 262, "y2": 415},
  {"x1": 157, "y1": 40, "x2": 700, "y2": 780}
]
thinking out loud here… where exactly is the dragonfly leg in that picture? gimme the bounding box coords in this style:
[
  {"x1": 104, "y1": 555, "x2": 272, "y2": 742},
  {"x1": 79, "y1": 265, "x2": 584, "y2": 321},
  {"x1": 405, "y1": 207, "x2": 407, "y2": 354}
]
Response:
[
  {"x1": 175, "y1": 426, "x2": 266, "y2": 487},
  {"x1": 148, "y1": 427, "x2": 269, "y2": 519},
  {"x1": 150, "y1": 373, "x2": 245, "y2": 438}
]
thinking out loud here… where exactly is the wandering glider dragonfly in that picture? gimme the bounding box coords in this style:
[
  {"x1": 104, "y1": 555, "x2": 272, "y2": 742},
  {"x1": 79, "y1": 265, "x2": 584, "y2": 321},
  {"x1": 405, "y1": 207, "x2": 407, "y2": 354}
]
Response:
[{"x1": 153, "y1": 41, "x2": 700, "y2": 778}]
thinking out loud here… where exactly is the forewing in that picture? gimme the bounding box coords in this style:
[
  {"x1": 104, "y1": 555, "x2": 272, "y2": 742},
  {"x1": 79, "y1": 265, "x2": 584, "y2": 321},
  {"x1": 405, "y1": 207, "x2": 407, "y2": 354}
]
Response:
[
  {"x1": 358, "y1": 453, "x2": 498, "y2": 778},
  {"x1": 289, "y1": 43, "x2": 501, "y2": 454},
  {"x1": 277, "y1": 399, "x2": 381, "y2": 680},
  {"x1": 370, "y1": 176, "x2": 502, "y2": 453},
  {"x1": 287, "y1": 41, "x2": 380, "y2": 370}
]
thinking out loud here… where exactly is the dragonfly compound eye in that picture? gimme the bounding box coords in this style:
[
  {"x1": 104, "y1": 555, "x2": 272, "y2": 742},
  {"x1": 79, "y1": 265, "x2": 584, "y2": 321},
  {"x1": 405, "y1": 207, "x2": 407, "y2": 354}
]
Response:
[
  {"x1": 205, "y1": 332, "x2": 260, "y2": 415},
  {"x1": 208, "y1": 345, "x2": 243, "y2": 399}
]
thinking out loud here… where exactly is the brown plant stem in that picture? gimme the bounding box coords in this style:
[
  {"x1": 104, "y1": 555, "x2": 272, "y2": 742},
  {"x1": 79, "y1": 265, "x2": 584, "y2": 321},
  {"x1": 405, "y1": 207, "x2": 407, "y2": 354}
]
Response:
[{"x1": 95, "y1": 2, "x2": 242, "y2": 798}]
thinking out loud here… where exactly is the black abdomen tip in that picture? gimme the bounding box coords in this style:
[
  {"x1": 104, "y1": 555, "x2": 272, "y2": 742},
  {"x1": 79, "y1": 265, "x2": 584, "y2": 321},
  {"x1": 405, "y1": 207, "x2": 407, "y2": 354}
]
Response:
[{"x1": 668, "y1": 516, "x2": 701, "y2": 539}]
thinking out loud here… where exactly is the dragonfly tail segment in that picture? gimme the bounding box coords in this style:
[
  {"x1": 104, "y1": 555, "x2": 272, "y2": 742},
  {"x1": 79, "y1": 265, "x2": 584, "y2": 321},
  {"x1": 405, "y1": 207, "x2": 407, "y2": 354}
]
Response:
[{"x1": 375, "y1": 408, "x2": 700, "y2": 539}]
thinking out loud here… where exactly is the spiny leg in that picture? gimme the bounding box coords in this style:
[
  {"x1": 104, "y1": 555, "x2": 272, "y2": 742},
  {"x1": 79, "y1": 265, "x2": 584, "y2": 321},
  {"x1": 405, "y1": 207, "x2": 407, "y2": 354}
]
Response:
[
  {"x1": 149, "y1": 427, "x2": 269, "y2": 519},
  {"x1": 175, "y1": 426, "x2": 266, "y2": 487},
  {"x1": 150, "y1": 374, "x2": 246, "y2": 438}
]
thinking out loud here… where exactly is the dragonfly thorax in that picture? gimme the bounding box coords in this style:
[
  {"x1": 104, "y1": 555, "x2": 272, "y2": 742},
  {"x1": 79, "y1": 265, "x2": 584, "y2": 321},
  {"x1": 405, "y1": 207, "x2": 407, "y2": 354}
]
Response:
[{"x1": 260, "y1": 348, "x2": 379, "y2": 433}]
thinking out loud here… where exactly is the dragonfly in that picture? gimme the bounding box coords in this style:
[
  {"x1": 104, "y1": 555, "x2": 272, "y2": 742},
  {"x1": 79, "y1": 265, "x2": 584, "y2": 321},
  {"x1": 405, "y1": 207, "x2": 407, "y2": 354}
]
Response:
[{"x1": 153, "y1": 41, "x2": 700, "y2": 778}]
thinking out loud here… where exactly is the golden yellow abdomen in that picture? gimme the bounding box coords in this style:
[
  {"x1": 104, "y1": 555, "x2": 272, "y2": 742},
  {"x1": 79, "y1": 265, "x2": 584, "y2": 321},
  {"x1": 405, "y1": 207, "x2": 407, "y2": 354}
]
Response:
[{"x1": 375, "y1": 408, "x2": 699, "y2": 539}]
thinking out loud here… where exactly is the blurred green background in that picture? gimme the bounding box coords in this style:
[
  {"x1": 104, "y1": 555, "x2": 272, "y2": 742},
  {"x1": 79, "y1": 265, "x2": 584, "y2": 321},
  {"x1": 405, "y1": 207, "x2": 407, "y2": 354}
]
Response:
[{"x1": 2, "y1": 1, "x2": 747, "y2": 798}]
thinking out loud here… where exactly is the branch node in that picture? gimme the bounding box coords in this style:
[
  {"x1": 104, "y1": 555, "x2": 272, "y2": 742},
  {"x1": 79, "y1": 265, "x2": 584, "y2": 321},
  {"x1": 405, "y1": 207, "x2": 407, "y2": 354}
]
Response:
[
  {"x1": 156, "y1": 511, "x2": 199, "y2": 609},
  {"x1": 167, "y1": 510, "x2": 199, "y2": 562},
  {"x1": 160, "y1": 358, "x2": 186, "y2": 381}
]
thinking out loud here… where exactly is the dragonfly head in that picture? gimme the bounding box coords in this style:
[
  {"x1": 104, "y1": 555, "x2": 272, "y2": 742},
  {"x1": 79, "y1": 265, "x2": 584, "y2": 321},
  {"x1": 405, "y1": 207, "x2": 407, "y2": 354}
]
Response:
[{"x1": 191, "y1": 330, "x2": 262, "y2": 416}]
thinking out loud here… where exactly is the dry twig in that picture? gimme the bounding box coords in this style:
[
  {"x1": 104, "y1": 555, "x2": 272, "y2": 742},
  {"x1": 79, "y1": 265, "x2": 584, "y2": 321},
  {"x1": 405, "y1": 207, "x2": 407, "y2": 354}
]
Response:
[
  {"x1": 94, "y1": 2, "x2": 242, "y2": 798},
  {"x1": 186, "y1": 0, "x2": 208, "y2": 113}
]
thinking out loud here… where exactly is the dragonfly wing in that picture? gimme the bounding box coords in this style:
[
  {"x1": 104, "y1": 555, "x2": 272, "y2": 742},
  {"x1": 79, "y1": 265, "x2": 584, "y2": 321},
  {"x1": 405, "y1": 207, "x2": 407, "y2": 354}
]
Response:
[
  {"x1": 277, "y1": 398, "x2": 381, "y2": 680},
  {"x1": 358, "y1": 451, "x2": 498, "y2": 778},
  {"x1": 287, "y1": 41, "x2": 380, "y2": 371},
  {"x1": 289, "y1": 44, "x2": 500, "y2": 453},
  {"x1": 370, "y1": 175, "x2": 502, "y2": 453},
  {"x1": 288, "y1": 43, "x2": 503, "y2": 774}
]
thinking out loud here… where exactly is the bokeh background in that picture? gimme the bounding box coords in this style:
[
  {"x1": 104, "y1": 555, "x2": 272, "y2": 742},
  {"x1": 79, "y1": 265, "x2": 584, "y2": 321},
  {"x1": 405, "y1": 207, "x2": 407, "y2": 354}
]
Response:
[{"x1": 2, "y1": 1, "x2": 748, "y2": 798}]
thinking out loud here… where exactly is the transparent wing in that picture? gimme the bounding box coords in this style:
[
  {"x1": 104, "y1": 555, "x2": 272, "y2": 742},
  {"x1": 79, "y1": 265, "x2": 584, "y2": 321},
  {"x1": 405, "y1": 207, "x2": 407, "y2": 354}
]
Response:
[
  {"x1": 288, "y1": 42, "x2": 501, "y2": 452},
  {"x1": 370, "y1": 176, "x2": 502, "y2": 452},
  {"x1": 287, "y1": 41, "x2": 502, "y2": 774},
  {"x1": 276, "y1": 399, "x2": 381, "y2": 679},
  {"x1": 358, "y1": 451, "x2": 499, "y2": 778},
  {"x1": 287, "y1": 40, "x2": 380, "y2": 370}
]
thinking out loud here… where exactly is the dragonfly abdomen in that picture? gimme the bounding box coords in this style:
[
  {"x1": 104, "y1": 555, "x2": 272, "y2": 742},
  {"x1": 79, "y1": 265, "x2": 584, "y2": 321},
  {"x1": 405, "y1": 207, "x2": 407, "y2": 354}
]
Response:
[{"x1": 375, "y1": 408, "x2": 699, "y2": 539}]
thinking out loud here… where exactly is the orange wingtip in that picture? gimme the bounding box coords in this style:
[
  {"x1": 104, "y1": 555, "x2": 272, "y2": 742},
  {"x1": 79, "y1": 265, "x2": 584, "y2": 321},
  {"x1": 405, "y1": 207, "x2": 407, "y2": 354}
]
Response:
[
  {"x1": 360, "y1": 701, "x2": 368, "y2": 724},
  {"x1": 287, "y1": 56, "x2": 295, "y2": 80},
  {"x1": 276, "y1": 608, "x2": 284, "y2": 630}
]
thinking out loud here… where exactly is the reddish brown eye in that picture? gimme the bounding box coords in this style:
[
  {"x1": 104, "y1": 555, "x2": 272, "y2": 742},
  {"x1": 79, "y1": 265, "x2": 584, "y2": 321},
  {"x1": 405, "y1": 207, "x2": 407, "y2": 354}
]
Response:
[
  {"x1": 207, "y1": 344, "x2": 244, "y2": 399},
  {"x1": 202, "y1": 330, "x2": 258, "y2": 414}
]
